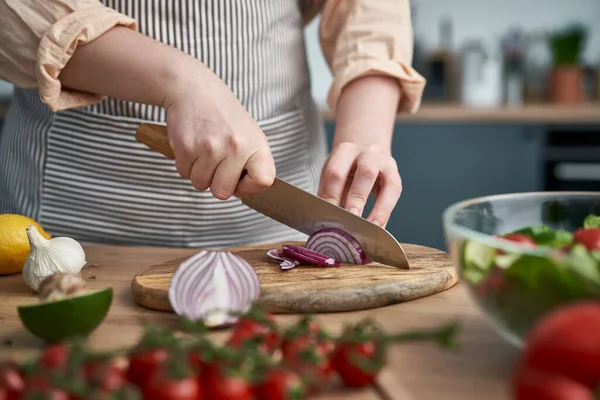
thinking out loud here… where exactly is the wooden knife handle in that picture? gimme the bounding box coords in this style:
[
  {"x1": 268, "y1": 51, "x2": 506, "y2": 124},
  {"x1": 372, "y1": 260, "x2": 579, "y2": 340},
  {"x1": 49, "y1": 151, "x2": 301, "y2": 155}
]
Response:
[{"x1": 135, "y1": 123, "x2": 175, "y2": 159}]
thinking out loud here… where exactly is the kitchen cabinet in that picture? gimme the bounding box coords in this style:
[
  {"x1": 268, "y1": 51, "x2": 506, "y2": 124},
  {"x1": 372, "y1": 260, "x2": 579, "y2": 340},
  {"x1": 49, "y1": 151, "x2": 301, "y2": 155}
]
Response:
[{"x1": 323, "y1": 122, "x2": 545, "y2": 251}]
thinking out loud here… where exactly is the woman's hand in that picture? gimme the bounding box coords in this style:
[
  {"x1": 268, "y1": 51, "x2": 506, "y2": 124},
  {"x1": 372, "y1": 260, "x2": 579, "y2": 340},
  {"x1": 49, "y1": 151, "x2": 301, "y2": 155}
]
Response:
[
  {"x1": 163, "y1": 73, "x2": 276, "y2": 201},
  {"x1": 318, "y1": 75, "x2": 402, "y2": 227},
  {"x1": 59, "y1": 26, "x2": 276, "y2": 201}
]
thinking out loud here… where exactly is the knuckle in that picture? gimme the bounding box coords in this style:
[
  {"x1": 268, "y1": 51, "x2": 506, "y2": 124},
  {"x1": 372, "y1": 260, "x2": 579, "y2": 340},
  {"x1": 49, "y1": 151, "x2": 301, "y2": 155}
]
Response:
[
  {"x1": 322, "y1": 167, "x2": 344, "y2": 184},
  {"x1": 318, "y1": 189, "x2": 341, "y2": 203},
  {"x1": 200, "y1": 137, "x2": 219, "y2": 155},
  {"x1": 357, "y1": 163, "x2": 379, "y2": 181},
  {"x1": 390, "y1": 178, "x2": 403, "y2": 194},
  {"x1": 226, "y1": 134, "x2": 242, "y2": 153},
  {"x1": 211, "y1": 188, "x2": 231, "y2": 200},
  {"x1": 254, "y1": 173, "x2": 275, "y2": 189},
  {"x1": 375, "y1": 204, "x2": 394, "y2": 216},
  {"x1": 192, "y1": 181, "x2": 209, "y2": 192},
  {"x1": 346, "y1": 190, "x2": 369, "y2": 206},
  {"x1": 346, "y1": 191, "x2": 368, "y2": 205},
  {"x1": 189, "y1": 171, "x2": 209, "y2": 191}
]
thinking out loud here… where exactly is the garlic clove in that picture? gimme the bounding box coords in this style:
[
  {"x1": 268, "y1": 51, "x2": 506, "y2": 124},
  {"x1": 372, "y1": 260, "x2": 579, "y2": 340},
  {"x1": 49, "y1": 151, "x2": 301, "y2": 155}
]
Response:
[
  {"x1": 22, "y1": 225, "x2": 87, "y2": 292},
  {"x1": 38, "y1": 272, "x2": 88, "y2": 301}
]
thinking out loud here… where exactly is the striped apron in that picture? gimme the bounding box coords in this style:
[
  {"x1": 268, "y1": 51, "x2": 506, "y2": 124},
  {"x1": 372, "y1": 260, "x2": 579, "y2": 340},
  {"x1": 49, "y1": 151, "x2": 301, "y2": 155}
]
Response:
[{"x1": 0, "y1": 0, "x2": 329, "y2": 249}]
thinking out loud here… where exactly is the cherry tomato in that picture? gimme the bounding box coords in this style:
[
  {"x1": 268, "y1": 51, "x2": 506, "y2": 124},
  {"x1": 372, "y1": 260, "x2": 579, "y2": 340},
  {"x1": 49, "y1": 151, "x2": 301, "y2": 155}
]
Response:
[
  {"x1": 573, "y1": 228, "x2": 600, "y2": 251},
  {"x1": 513, "y1": 301, "x2": 600, "y2": 396},
  {"x1": 20, "y1": 388, "x2": 71, "y2": 400},
  {"x1": 0, "y1": 362, "x2": 24, "y2": 400},
  {"x1": 205, "y1": 372, "x2": 253, "y2": 400},
  {"x1": 281, "y1": 335, "x2": 332, "y2": 365},
  {"x1": 475, "y1": 267, "x2": 508, "y2": 297},
  {"x1": 39, "y1": 343, "x2": 69, "y2": 369},
  {"x1": 253, "y1": 368, "x2": 304, "y2": 400},
  {"x1": 502, "y1": 234, "x2": 537, "y2": 247},
  {"x1": 280, "y1": 337, "x2": 333, "y2": 394},
  {"x1": 330, "y1": 341, "x2": 380, "y2": 388},
  {"x1": 84, "y1": 359, "x2": 127, "y2": 393},
  {"x1": 126, "y1": 347, "x2": 169, "y2": 386},
  {"x1": 227, "y1": 316, "x2": 279, "y2": 354},
  {"x1": 514, "y1": 365, "x2": 595, "y2": 400},
  {"x1": 142, "y1": 369, "x2": 202, "y2": 400}
]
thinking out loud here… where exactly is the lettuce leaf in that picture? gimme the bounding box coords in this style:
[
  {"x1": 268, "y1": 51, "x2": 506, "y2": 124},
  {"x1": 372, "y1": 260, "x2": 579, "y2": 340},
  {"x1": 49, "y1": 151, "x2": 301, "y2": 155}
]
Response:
[{"x1": 511, "y1": 225, "x2": 573, "y2": 248}]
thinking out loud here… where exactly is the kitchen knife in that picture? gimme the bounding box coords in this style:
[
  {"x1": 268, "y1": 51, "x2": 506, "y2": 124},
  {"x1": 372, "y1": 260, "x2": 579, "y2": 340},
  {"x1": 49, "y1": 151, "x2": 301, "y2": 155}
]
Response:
[{"x1": 135, "y1": 123, "x2": 410, "y2": 269}]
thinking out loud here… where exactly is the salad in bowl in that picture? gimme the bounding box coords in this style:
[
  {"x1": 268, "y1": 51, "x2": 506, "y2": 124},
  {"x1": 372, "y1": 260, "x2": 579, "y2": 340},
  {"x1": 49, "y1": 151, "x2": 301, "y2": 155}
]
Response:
[{"x1": 442, "y1": 192, "x2": 600, "y2": 347}]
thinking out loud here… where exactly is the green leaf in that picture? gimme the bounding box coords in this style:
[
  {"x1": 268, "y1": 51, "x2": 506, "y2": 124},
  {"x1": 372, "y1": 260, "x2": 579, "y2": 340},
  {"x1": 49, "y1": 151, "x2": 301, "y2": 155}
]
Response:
[
  {"x1": 511, "y1": 225, "x2": 573, "y2": 248},
  {"x1": 462, "y1": 268, "x2": 487, "y2": 285},
  {"x1": 547, "y1": 24, "x2": 587, "y2": 66},
  {"x1": 583, "y1": 214, "x2": 600, "y2": 229},
  {"x1": 562, "y1": 244, "x2": 600, "y2": 285},
  {"x1": 504, "y1": 255, "x2": 556, "y2": 291}
]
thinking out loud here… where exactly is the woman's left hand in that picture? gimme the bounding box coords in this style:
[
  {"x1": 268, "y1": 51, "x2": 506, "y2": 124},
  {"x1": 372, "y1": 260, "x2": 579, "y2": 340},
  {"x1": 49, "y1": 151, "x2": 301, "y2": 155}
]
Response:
[
  {"x1": 318, "y1": 75, "x2": 403, "y2": 228},
  {"x1": 318, "y1": 142, "x2": 402, "y2": 228}
]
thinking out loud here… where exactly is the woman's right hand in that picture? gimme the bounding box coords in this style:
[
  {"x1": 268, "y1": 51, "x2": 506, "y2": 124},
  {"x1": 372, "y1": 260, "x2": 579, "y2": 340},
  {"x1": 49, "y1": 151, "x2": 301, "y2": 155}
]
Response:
[
  {"x1": 56, "y1": 26, "x2": 275, "y2": 200},
  {"x1": 162, "y1": 69, "x2": 276, "y2": 201}
]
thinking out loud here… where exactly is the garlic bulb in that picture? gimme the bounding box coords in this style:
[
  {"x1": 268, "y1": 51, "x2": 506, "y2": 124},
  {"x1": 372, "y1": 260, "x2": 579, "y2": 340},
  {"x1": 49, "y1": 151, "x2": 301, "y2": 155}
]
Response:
[{"x1": 22, "y1": 225, "x2": 87, "y2": 292}]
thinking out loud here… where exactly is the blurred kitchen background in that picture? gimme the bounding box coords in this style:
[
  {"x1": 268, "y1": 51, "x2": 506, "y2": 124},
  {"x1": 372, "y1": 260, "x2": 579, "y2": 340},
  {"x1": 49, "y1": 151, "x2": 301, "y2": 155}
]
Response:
[{"x1": 1, "y1": 0, "x2": 600, "y2": 251}]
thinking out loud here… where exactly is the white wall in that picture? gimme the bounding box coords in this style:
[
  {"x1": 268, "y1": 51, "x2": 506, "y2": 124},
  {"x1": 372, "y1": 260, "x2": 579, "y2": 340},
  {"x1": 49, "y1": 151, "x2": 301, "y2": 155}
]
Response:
[{"x1": 304, "y1": 0, "x2": 600, "y2": 109}]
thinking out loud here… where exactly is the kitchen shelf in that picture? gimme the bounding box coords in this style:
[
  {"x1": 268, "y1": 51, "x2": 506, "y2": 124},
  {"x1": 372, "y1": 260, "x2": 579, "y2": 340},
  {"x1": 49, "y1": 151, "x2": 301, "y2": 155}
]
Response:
[
  {"x1": 2, "y1": 102, "x2": 599, "y2": 125},
  {"x1": 322, "y1": 102, "x2": 600, "y2": 124}
]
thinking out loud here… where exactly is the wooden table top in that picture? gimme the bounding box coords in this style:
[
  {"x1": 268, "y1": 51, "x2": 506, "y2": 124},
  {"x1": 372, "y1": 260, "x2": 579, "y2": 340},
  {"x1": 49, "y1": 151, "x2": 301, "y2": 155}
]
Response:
[{"x1": 0, "y1": 245, "x2": 519, "y2": 400}]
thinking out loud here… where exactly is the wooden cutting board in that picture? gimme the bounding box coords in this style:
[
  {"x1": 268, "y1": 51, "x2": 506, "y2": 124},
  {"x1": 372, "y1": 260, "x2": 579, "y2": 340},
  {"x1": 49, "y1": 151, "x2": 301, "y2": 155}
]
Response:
[{"x1": 131, "y1": 242, "x2": 459, "y2": 313}]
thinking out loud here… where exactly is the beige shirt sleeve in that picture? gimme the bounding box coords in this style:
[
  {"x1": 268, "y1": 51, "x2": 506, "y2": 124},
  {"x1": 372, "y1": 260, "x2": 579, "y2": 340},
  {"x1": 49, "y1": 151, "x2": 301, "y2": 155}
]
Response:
[
  {"x1": 0, "y1": 0, "x2": 137, "y2": 111},
  {"x1": 319, "y1": 0, "x2": 426, "y2": 115}
]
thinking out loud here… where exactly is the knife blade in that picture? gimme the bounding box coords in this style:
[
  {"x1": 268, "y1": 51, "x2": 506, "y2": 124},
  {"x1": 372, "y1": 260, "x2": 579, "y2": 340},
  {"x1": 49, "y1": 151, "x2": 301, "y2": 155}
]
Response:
[{"x1": 135, "y1": 123, "x2": 410, "y2": 269}]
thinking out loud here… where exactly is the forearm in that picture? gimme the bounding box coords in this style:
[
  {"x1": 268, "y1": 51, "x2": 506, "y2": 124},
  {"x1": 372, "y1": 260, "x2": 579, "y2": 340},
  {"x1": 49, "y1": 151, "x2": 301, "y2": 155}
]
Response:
[
  {"x1": 332, "y1": 75, "x2": 401, "y2": 153},
  {"x1": 59, "y1": 26, "x2": 208, "y2": 108}
]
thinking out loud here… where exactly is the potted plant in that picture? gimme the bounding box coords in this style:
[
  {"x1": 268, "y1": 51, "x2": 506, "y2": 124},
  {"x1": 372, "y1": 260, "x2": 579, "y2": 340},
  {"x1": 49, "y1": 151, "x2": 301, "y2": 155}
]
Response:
[{"x1": 547, "y1": 24, "x2": 587, "y2": 104}]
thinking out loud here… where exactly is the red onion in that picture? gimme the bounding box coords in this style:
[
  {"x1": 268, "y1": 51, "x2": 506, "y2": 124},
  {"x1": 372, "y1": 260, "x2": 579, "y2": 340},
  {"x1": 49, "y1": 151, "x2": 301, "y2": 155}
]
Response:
[
  {"x1": 168, "y1": 250, "x2": 260, "y2": 328},
  {"x1": 279, "y1": 259, "x2": 299, "y2": 270},
  {"x1": 305, "y1": 228, "x2": 371, "y2": 265},
  {"x1": 266, "y1": 249, "x2": 288, "y2": 263},
  {"x1": 266, "y1": 249, "x2": 300, "y2": 270},
  {"x1": 281, "y1": 244, "x2": 340, "y2": 268}
]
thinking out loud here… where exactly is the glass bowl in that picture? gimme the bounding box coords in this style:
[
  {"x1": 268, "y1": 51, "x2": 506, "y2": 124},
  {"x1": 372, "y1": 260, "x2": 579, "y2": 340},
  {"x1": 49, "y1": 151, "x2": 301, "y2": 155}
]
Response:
[{"x1": 442, "y1": 191, "x2": 600, "y2": 347}]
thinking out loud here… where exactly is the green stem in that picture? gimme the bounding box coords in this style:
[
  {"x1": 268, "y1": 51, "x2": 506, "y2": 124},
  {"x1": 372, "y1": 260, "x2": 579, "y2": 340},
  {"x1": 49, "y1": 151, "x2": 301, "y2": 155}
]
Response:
[{"x1": 386, "y1": 320, "x2": 460, "y2": 349}]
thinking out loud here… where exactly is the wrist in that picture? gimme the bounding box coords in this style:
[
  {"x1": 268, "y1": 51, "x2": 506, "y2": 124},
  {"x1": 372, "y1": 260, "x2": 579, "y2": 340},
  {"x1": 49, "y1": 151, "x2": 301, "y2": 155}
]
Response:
[
  {"x1": 159, "y1": 54, "x2": 212, "y2": 110},
  {"x1": 332, "y1": 75, "x2": 400, "y2": 151}
]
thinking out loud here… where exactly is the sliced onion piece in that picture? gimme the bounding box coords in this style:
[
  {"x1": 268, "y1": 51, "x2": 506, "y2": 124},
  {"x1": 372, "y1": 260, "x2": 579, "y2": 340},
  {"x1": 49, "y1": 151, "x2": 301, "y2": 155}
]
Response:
[
  {"x1": 266, "y1": 249, "x2": 287, "y2": 263},
  {"x1": 281, "y1": 244, "x2": 340, "y2": 268},
  {"x1": 168, "y1": 250, "x2": 261, "y2": 328},
  {"x1": 279, "y1": 259, "x2": 299, "y2": 270},
  {"x1": 305, "y1": 228, "x2": 371, "y2": 265}
]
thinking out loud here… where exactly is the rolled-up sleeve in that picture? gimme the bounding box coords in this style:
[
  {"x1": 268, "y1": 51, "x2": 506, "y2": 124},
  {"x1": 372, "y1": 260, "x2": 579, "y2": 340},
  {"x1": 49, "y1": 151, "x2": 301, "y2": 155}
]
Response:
[
  {"x1": 0, "y1": 0, "x2": 137, "y2": 111},
  {"x1": 319, "y1": 0, "x2": 426, "y2": 115}
]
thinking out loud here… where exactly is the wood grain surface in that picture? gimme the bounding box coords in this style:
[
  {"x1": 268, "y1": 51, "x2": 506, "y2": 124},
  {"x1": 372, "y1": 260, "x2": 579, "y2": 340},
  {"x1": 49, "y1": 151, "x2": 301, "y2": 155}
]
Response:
[
  {"x1": 0, "y1": 245, "x2": 517, "y2": 400},
  {"x1": 131, "y1": 241, "x2": 458, "y2": 314}
]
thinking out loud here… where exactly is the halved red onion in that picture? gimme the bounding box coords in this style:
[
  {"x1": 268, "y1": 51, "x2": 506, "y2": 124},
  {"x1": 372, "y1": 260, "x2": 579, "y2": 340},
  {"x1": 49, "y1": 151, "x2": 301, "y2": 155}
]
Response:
[
  {"x1": 305, "y1": 228, "x2": 371, "y2": 265},
  {"x1": 281, "y1": 244, "x2": 340, "y2": 267},
  {"x1": 168, "y1": 250, "x2": 260, "y2": 328}
]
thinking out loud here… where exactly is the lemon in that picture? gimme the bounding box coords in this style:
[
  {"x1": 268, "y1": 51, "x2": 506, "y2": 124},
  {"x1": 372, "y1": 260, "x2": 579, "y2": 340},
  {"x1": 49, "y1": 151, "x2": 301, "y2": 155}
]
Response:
[{"x1": 0, "y1": 214, "x2": 52, "y2": 275}]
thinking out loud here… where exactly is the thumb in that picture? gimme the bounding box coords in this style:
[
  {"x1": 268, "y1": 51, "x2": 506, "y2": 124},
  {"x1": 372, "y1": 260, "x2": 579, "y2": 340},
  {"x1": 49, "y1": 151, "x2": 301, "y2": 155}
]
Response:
[{"x1": 234, "y1": 147, "x2": 276, "y2": 197}]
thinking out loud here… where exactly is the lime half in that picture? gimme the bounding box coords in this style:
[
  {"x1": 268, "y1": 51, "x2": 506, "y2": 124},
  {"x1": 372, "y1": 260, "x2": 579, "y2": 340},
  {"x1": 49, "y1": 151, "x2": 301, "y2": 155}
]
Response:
[{"x1": 18, "y1": 287, "x2": 113, "y2": 342}]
